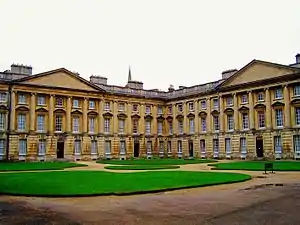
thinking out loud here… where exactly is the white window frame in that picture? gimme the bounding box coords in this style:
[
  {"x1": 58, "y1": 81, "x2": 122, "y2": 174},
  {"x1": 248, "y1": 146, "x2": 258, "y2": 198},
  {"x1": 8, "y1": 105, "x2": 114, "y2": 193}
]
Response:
[
  {"x1": 201, "y1": 117, "x2": 206, "y2": 132},
  {"x1": 120, "y1": 140, "x2": 126, "y2": 154},
  {"x1": 294, "y1": 84, "x2": 300, "y2": 97},
  {"x1": 241, "y1": 94, "x2": 248, "y2": 104},
  {"x1": 73, "y1": 99, "x2": 80, "y2": 108},
  {"x1": 188, "y1": 102, "x2": 194, "y2": 111},
  {"x1": 200, "y1": 139, "x2": 206, "y2": 154},
  {"x1": 177, "y1": 140, "x2": 182, "y2": 153},
  {"x1": 104, "y1": 102, "x2": 110, "y2": 111},
  {"x1": 275, "y1": 109, "x2": 284, "y2": 127},
  {"x1": 296, "y1": 107, "x2": 300, "y2": 126},
  {"x1": 74, "y1": 140, "x2": 81, "y2": 155},
  {"x1": 145, "y1": 105, "x2": 151, "y2": 114},
  {"x1": 167, "y1": 141, "x2": 172, "y2": 153},
  {"x1": 189, "y1": 118, "x2": 195, "y2": 134},
  {"x1": 201, "y1": 100, "x2": 206, "y2": 109},
  {"x1": 145, "y1": 120, "x2": 151, "y2": 135},
  {"x1": 168, "y1": 121, "x2": 173, "y2": 134},
  {"x1": 227, "y1": 114, "x2": 234, "y2": 131},
  {"x1": 89, "y1": 100, "x2": 95, "y2": 109},
  {"x1": 104, "y1": 118, "x2": 110, "y2": 133},
  {"x1": 242, "y1": 113, "x2": 249, "y2": 130},
  {"x1": 91, "y1": 140, "x2": 98, "y2": 155},
  {"x1": 132, "y1": 118, "x2": 138, "y2": 134},
  {"x1": 274, "y1": 136, "x2": 282, "y2": 154},
  {"x1": 0, "y1": 92, "x2": 7, "y2": 103},
  {"x1": 225, "y1": 138, "x2": 231, "y2": 154},
  {"x1": 38, "y1": 140, "x2": 46, "y2": 156},
  {"x1": 72, "y1": 116, "x2": 80, "y2": 133},
  {"x1": 213, "y1": 139, "x2": 219, "y2": 154},
  {"x1": 258, "y1": 111, "x2": 265, "y2": 129},
  {"x1": 36, "y1": 115, "x2": 45, "y2": 132},
  {"x1": 227, "y1": 97, "x2": 233, "y2": 106},
  {"x1": 213, "y1": 115, "x2": 219, "y2": 131},
  {"x1": 18, "y1": 94, "x2": 26, "y2": 104},
  {"x1": 132, "y1": 104, "x2": 138, "y2": 112},
  {"x1": 118, "y1": 119, "x2": 125, "y2": 133},
  {"x1": 55, "y1": 115, "x2": 63, "y2": 132},
  {"x1": 257, "y1": 92, "x2": 264, "y2": 102},
  {"x1": 0, "y1": 113, "x2": 6, "y2": 131},
  {"x1": 118, "y1": 103, "x2": 125, "y2": 111},
  {"x1": 240, "y1": 137, "x2": 247, "y2": 154},
  {"x1": 159, "y1": 141, "x2": 164, "y2": 154},
  {"x1": 0, "y1": 139, "x2": 5, "y2": 157},
  {"x1": 157, "y1": 121, "x2": 163, "y2": 135},
  {"x1": 213, "y1": 98, "x2": 219, "y2": 110},
  {"x1": 19, "y1": 139, "x2": 27, "y2": 156},
  {"x1": 157, "y1": 106, "x2": 163, "y2": 114},
  {"x1": 37, "y1": 96, "x2": 46, "y2": 106},
  {"x1": 274, "y1": 88, "x2": 283, "y2": 99},
  {"x1": 55, "y1": 97, "x2": 63, "y2": 107},
  {"x1": 178, "y1": 120, "x2": 183, "y2": 134},
  {"x1": 89, "y1": 117, "x2": 95, "y2": 133},
  {"x1": 147, "y1": 141, "x2": 152, "y2": 154},
  {"x1": 177, "y1": 104, "x2": 183, "y2": 112},
  {"x1": 17, "y1": 114, "x2": 26, "y2": 131},
  {"x1": 105, "y1": 140, "x2": 111, "y2": 154}
]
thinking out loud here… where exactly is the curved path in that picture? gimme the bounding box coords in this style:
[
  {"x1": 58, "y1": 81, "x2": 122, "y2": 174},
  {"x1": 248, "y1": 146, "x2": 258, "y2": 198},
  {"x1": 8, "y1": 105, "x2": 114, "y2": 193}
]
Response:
[{"x1": 1, "y1": 161, "x2": 300, "y2": 225}]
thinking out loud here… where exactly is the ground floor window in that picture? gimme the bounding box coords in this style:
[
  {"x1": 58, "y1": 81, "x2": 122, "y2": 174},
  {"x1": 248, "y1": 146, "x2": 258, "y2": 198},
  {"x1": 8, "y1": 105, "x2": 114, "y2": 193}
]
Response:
[
  {"x1": 240, "y1": 137, "x2": 247, "y2": 154},
  {"x1": 147, "y1": 141, "x2": 152, "y2": 154},
  {"x1": 293, "y1": 135, "x2": 300, "y2": 154},
  {"x1": 74, "y1": 140, "x2": 81, "y2": 155},
  {"x1": 19, "y1": 139, "x2": 27, "y2": 156},
  {"x1": 225, "y1": 138, "x2": 231, "y2": 154},
  {"x1": 120, "y1": 140, "x2": 126, "y2": 154},
  {"x1": 167, "y1": 141, "x2": 172, "y2": 153},
  {"x1": 0, "y1": 139, "x2": 5, "y2": 156},
  {"x1": 177, "y1": 140, "x2": 182, "y2": 153},
  {"x1": 105, "y1": 140, "x2": 111, "y2": 154},
  {"x1": 159, "y1": 141, "x2": 164, "y2": 154},
  {"x1": 213, "y1": 139, "x2": 219, "y2": 153},
  {"x1": 200, "y1": 139, "x2": 206, "y2": 154},
  {"x1": 274, "y1": 136, "x2": 282, "y2": 154},
  {"x1": 38, "y1": 139, "x2": 46, "y2": 156},
  {"x1": 91, "y1": 140, "x2": 97, "y2": 155}
]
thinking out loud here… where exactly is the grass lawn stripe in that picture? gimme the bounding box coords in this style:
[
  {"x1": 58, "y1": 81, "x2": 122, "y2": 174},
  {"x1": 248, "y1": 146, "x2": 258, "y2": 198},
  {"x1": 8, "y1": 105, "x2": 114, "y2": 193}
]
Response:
[
  {"x1": 209, "y1": 161, "x2": 300, "y2": 171},
  {"x1": 97, "y1": 159, "x2": 216, "y2": 165},
  {"x1": 105, "y1": 165, "x2": 180, "y2": 170},
  {"x1": 0, "y1": 171, "x2": 251, "y2": 197},
  {"x1": 0, "y1": 162, "x2": 86, "y2": 171}
]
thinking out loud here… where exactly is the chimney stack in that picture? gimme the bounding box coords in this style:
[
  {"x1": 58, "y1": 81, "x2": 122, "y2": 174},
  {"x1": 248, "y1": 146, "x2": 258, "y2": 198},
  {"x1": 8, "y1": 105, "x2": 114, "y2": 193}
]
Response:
[
  {"x1": 168, "y1": 84, "x2": 175, "y2": 92},
  {"x1": 296, "y1": 53, "x2": 300, "y2": 64}
]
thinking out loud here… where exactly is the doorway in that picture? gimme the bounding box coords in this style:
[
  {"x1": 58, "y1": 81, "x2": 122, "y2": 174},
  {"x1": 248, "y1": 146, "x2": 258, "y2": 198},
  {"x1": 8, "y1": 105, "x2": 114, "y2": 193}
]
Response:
[
  {"x1": 134, "y1": 141, "x2": 140, "y2": 157},
  {"x1": 188, "y1": 140, "x2": 194, "y2": 157},
  {"x1": 57, "y1": 141, "x2": 64, "y2": 158},
  {"x1": 256, "y1": 136, "x2": 264, "y2": 158}
]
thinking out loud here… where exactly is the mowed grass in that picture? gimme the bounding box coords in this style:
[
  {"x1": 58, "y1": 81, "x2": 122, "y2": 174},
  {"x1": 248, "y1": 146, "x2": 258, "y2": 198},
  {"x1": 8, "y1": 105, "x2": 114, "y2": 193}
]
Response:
[
  {"x1": 0, "y1": 171, "x2": 251, "y2": 197},
  {"x1": 98, "y1": 158, "x2": 216, "y2": 165},
  {"x1": 209, "y1": 161, "x2": 300, "y2": 171},
  {"x1": 105, "y1": 165, "x2": 180, "y2": 170},
  {"x1": 0, "y1": 161, "x2": 86, "y2": 171}
]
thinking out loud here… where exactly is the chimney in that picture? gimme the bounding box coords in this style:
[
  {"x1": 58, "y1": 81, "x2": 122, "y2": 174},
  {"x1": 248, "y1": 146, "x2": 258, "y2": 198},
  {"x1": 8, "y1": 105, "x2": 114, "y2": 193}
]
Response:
[
  {"x1": 168, "y1": 84, "x2": 175, "y2": 92},
  {"x1": 90, "y1": 75, "x2": 108, "y2": 85},
  {"x1": 222, "y1": 69, "x2": 238, "y2": 79},
  {"x1": 10, "y1": 64, "x2": 32, "y2": 75},
  {"x1": 296, "y1": 53, "x2": 300, "y2": 64}
]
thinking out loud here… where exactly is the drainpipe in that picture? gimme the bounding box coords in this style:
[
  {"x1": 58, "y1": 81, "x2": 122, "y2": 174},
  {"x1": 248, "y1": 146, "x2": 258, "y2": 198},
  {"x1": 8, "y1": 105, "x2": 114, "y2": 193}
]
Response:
[{"x1": 6, "y1": 83, "x2": 12, "y2": 161}]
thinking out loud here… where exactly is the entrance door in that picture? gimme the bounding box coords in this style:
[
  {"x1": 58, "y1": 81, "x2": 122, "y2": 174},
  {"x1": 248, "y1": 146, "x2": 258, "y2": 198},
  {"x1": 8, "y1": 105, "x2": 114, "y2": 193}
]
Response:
[
  {"x1": 256, "y1": 136, "x2": 264, "y2": 158},
  {"x1": 57, "y1": 141, "x2": 64, "y2": 158},
  {"x1": 188, "y1": 140, "x2": 194, "y2": 157},
  {"x1": 134, "y1": 142, "x2": 140, "y2": 157}
]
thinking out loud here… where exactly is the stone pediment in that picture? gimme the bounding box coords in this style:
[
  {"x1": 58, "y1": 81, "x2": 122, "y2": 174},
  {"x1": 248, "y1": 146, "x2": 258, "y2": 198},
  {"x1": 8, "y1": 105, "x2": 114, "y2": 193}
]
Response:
[
  {"x1": 220, "y1": 60, "x2": 300, "y2": 88},
  {"x1": 14, "y1": 68, "x2": 105, "y2": 92}
]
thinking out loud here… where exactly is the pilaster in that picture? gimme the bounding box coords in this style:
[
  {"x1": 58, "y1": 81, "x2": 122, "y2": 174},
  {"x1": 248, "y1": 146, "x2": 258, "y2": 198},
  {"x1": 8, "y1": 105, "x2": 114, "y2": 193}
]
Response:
[
  {"x1": 66, "y1": 96, "x2": 72, "y2": 133},
  {"x1": 194, "y1": 100, "x2": 199, "y2": 134},
  {"x1": 233, "y1": 93, "x2": 239, "y2": 131},
  {"x1": 284, "y1": 85, "x2": 291, "y2": 128},
  {"x1": 83, "y1": 97, "x2": 88, "y2": 133},
  {"x1": 10, "y1": 91, "x2": 16, "y2": 131},
  {"x1": 219, "y1": 96, "x2": 224, "y2": 132},
  {"x1": 48, "y1": 94, "x2": 54, "y2": 134},
  {"x1": 248, "y1": 91, "x2": 254, "y2": 129},
  {"x1": 152, "y1": 105, "x2": 157, "y2": 135},
  {"x1": 113, "y1": 101, "x2": 118, "y2": 134},
  {"x1": 127, "y1": 103, "x2": 132, "y2": 135},
  {"x1": 207, "y1": 98, "x2": 211, "y2": 132},
  {"x1": 183, "y1": 101, "x2": 187, "y2": 134},
  {"x1": 265, "y1": 88, "x2": 272, "y2": 129},
  {"x1": 172, "y1": 104, "x2": 177, "y2": 134},
  {"x1": 29, "y1": 93, "x2": 36, "y2": 132},
  {"x1": 99, "y1": 99, "x2": 104, "y2": 133},
  {"x1": 139, "y1": 104, "x2": 145, "y2": 134}
]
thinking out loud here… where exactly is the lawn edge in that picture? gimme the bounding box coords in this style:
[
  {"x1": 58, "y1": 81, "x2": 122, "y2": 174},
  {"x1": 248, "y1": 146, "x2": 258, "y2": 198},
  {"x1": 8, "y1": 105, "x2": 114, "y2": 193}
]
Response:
[
  {"x1": 0, "y1": 175, "x2": 251, "y2": 198},
  {"x1": 104, "y1": 165, "x2": 180, "y2": 170},
  {"x1": 0, "y1": 164, "x2": 87, "y2": 172}
]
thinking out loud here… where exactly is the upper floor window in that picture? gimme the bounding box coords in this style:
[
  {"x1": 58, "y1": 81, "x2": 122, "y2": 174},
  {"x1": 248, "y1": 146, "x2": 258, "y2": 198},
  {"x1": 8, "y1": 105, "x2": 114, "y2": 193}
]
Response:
[
  {"x1": 89, "y1": 100, "x2": 95, "y2": 109},
  {"x1": 104, "y1": 118, "x2": 110, "y2": 133},
  {"x1": 257, "y1": 92, "x2": 264, "y2": 102},
  {"x1": 158, "y1": 106, "x2": 163, "y2": 114},
  {"x1": 242, "y1": 113, "x2": 249, "y2": 130},
  {"x1": 17, "y1": 114, "x2": 26, "y2": 131},
  {"x1": 73, "y1": 99, "x2": 80, "y2": 108},
  {"x1": 178, "y1": 120, "x2": 184, "y2": 134},
  {"x1": 295, "y1": 107, "x2": 300, "y2": 126},
  {"x1": 168, "y1": 105, "x2": 172, "y2": 114},
  {"x1": 188, "y1": 102, "x2": 194, "y2": 111},
  {"x1": 294, "y1": 84, "x2": 300, "y2": 96},
  {"x1": 37, "y1": 96, "x2": 46, "y2": 106},
  {"x1": 177, "y1": 104, "x2": 183, "y2": 112},
  {"x1": 258, "y1": 111, "x2": 265, "y2": 128},
  {"x1": 120, "y1": 141, "x2": 126, "y2": 155},
  {"x1": 118, "y1": 102, "x2": 125, "y2": 111},
  {"x1": 145, "y1": 105, "x2": 151, "y2": 114},
  {"x1": 104, "y1": 102, "x2": 110, "y2": 111},
  {"x1": 118, "y1": 119, "x2": 125, "y2": 133},
  {"x1": 157, "y1": 121, "x2": 163, "y2": 135},
  {"x1": 132, "y1": 118, "x2": 138, "y2": 134},
  {"x1": 275, "y1": 109, "x2": 284, "y2": 127},
  {"x1": 55, "y1": 115, "x2": 63, "y2": 132},
  {"x1": 227, "y1": 96, "x2": 233, "y2": 106},
  {"x1": 241, "y1": 94, "x2": 248, "y2": 104},
  {"x1": 55, "y1": 97, "x2": 63, "y2": 107},
  {"x1": 213, "y1": 115, "x2": 219, "y2": 131},
  {"x1": 213, "y1": 98, "x2": 219, "y2": 110},
  {"x1": 189, "y1": 118, "x2": 195, "y2": 134},
  {"x1": 274, "y1": 88, "x2": 283, "y2": 99},
  {"x1": 0, "y1": 113, "x2": 6, "y2": 131},
  {"x1": 132, "y1": 104, "x2": 138, "y2": 112},
  {"x1": 227, "y1": 114, "x2": 234, "y2": 131},
  {"x1": 145, "y1": 120, "x2": 151, "y2": 135},
  {"x1": 201, "y1": 100, "x2": 206, "y2": 109},
  {"x1": 36, "y1": 115, "x2": 45, "y2": 132},
  {"x1": 201, "y1": 117, "x2": 206, "y2": 132},
  {"x1": 72, "y1": 117, "x2": 80, "y2": 133},
  {"x1": 168, "y1": 121, "x2": 173, "y2": 134},
  {"x1": 0, "y1": 93, "x2": 7, "y2": 103},
  {"x1": 18, "y1": 94, "x2": 26, "y2": 104},
  {"x1": 89, "y1": 117, "x2": 95, "y2": 133}
]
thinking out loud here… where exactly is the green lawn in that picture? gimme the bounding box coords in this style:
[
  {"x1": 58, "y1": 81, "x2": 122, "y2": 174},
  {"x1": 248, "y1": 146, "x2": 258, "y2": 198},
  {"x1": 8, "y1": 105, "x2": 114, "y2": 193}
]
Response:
[
  {"x1": 0, "y1": 171, "x2": 251, "y2": 197},
  {"x1": 98, "y1": 158, "x2": 216, "y2": 165},
  {"x1": 209, "y1": 161, "x2": 300, "y2": 171},
  {"x1": 0, "y1": 161, "x2": 86, "y2": 171},
  {"x1": 105, "y1": 165, "x2": 180, "y2": 170}
]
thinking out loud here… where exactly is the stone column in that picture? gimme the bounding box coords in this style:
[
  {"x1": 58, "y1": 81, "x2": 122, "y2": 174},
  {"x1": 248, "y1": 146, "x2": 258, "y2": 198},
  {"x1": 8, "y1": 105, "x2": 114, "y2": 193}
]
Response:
[
  {"x1": 48, "y1": 95, "x2": 54, "y2": 134},
  {"x1": 127, "y1": 103, "x2": 132, "y2": 135},
  {"x1": 98, "y1": 99, "x2": 104, "y2": 133},
  {"x1": 207, "y1": 98, "x2": 211, "y2": 133},
  {"x1": 265, "y1": 88, "x2": 272, "y2": 129},
  {"x1": 183, "y1": 101, "x2": 187, "y2": 134},
  {"x1": 139, "y1": 104, "x2": 145, "y2": 134},
  {"x1": 66, "y1": 96, "x2": 72, "y2": 133},
  {"x1": 194, "y1": 100, "x2": 199, "y2": 134},
  {"x1": 284, "y1": 85, "x2": 291, "y2": 128},
  {"x1": 29, "y1": 93, "x2": 36, "y2": 132},
  {"x1": 233, "y1": 93, "x2": 239, "y2": 131},
  {"x1": 219, "y1": 96, "x2": 224, "y2": 132},
  {"x1": 10, "y1": 91, "x2": 16, "y2": 131},
  {"x1": 172, "y1": 104, "x2": 177, "y2": 134},
  {"x1": 152, "y1": 105, "x2": 157, "y2": 135},
  {"x1": 248, "y1": 91, "x2": 255, "y2": 129},
  {"x1": 83, "y1": 98, "x2": 88, "y2": 133}
]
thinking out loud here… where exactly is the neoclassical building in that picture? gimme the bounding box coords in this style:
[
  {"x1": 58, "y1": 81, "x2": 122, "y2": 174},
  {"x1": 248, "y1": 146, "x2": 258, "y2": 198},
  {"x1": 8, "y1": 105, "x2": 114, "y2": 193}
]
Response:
[{"x1": 0, "y1": 54, "x2": 300, "y2": 161}]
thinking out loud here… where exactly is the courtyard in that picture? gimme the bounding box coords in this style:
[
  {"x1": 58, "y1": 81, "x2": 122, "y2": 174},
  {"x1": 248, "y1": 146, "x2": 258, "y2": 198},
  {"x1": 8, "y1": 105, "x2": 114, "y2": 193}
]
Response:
[{"x1": 0, "y1": 159, "x2": 300, "y2": 224}]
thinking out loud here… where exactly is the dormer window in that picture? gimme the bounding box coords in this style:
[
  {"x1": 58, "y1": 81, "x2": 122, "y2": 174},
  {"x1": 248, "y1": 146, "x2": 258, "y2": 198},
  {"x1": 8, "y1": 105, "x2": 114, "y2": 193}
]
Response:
[
  {"x1": 226, "y1": 96, "x2": 233, "y2": 106},
  {"x1": 178, "y1": 104, "x2": 183, "y2": 112},
  {"x1": 188, "y1": 102, "x2": 194, "y2": 111},
  {"x1": 257, "y1": 92, "x2": 264, "y2": 102},
  {"x1": 145, "y1": 105, "x2": 151, "y2": 114}
]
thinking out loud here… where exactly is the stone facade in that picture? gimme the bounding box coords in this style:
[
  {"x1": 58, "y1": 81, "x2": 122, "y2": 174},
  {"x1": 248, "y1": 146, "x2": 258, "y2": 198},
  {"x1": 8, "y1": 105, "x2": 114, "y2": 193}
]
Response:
[{"x1": 0, "y1": 55, "x2": 300, "y2": 161}]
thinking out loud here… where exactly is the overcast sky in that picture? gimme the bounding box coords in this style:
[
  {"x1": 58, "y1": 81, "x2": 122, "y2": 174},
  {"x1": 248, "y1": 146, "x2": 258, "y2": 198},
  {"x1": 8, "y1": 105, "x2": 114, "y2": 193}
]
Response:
[{"x1": 0, "y1": 0, "x2": 299, "y2": 90}]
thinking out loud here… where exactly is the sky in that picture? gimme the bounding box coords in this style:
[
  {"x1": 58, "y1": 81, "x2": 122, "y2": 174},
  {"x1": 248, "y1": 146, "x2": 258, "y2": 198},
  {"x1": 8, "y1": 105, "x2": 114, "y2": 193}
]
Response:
[{"x1": 0, "y1": 0, "x2": 299, "y2": 91}]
